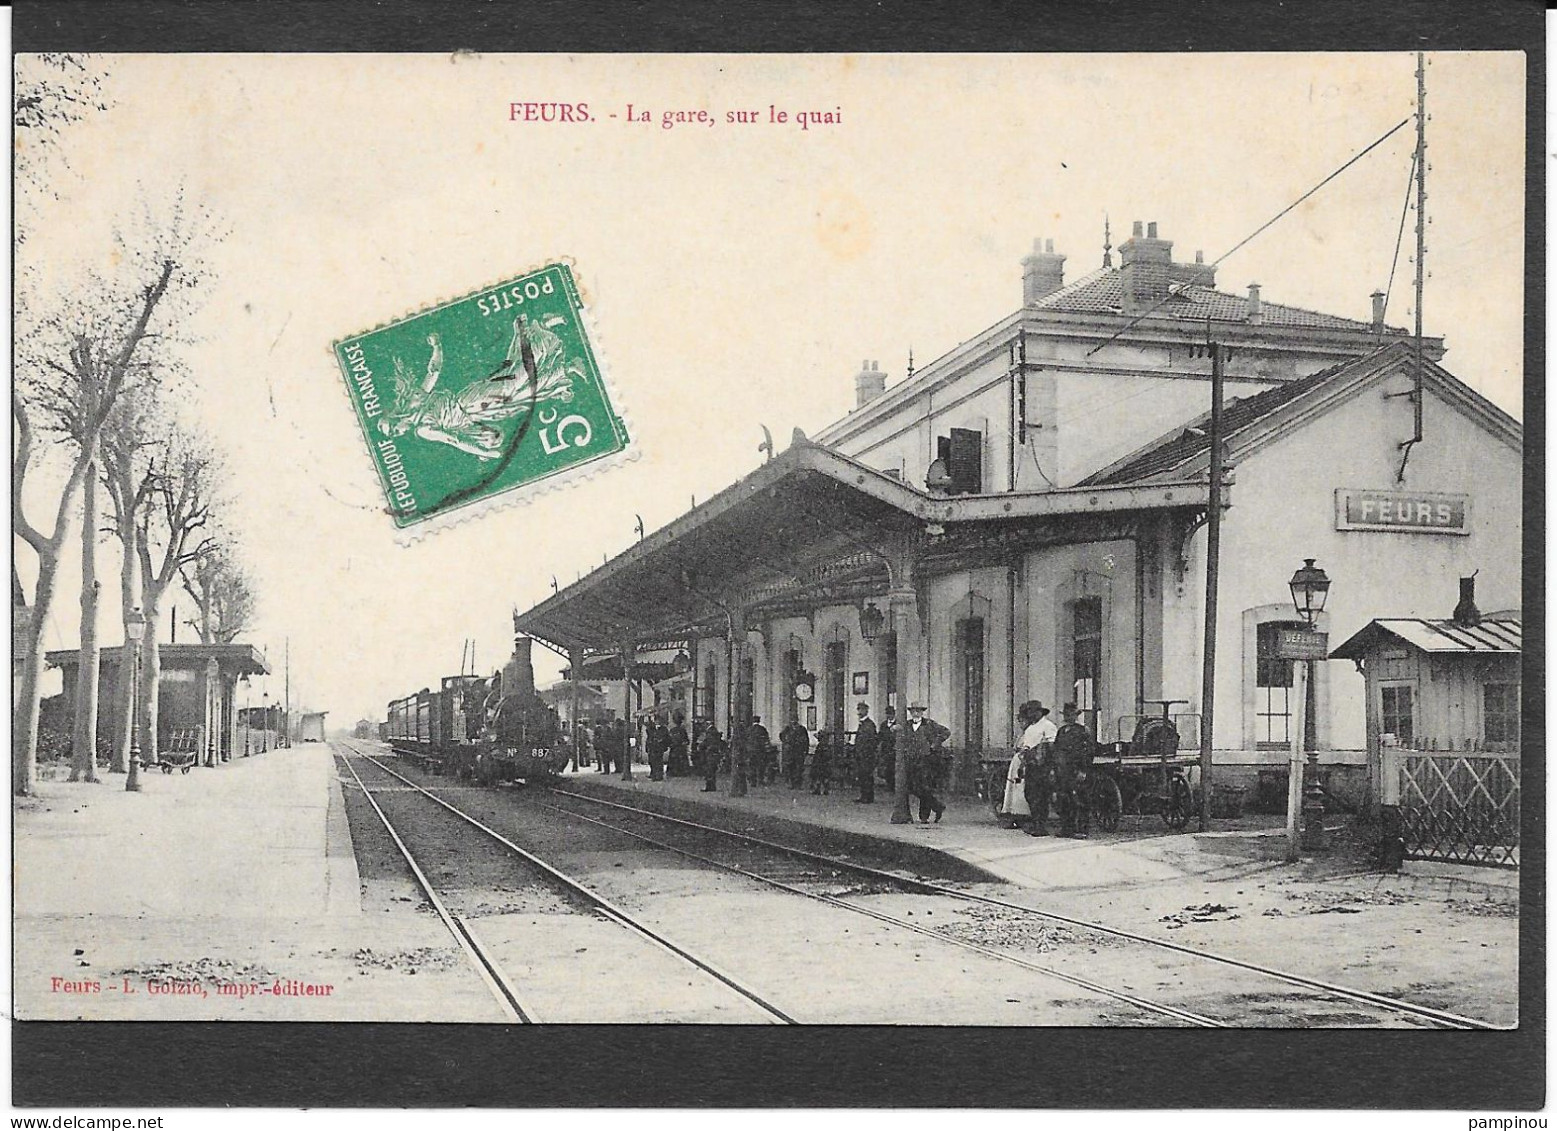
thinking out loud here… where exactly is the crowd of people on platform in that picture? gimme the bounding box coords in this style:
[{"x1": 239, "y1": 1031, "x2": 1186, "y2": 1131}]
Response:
[{"x1": 558, "y1": 695, "x2": 1094, "y2": 836}]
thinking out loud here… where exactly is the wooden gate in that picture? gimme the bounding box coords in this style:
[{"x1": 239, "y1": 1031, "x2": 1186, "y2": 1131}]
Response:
[{"x1": 1398, "y1": 753, "x2": 1519, "y2": 869}]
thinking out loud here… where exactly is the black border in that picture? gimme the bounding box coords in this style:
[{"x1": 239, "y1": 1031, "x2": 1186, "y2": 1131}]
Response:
[{"x1": 12, "y1": 0, "x2": 1545, "y2": 1111}]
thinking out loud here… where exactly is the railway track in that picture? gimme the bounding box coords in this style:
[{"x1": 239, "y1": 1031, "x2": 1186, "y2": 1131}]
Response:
[
  {"x1": 345, "y1": 742, "x2": 1222, "y2": 1025},
  {"x1": 338, "y1": 745, "x2": 796, "y2": 1024},
  {"x1": 535, "y1": 782, "x2": 1498, "y2": 1031}
]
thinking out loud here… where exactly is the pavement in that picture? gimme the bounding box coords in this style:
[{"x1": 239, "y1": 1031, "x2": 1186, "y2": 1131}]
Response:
[
  {"x1": 12, "y1": 745, "x2": 502, "y2": 1022},
  {"x1": 554, "y1": 761, "x2": 1521, "y2": 905}
]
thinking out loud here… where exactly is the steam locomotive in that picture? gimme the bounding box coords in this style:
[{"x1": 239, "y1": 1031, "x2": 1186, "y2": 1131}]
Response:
[{"x1": 383, "y1": 633, "x2": 568, "y2": 785}]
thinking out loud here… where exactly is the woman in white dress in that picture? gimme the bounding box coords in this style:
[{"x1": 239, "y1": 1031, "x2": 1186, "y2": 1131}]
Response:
[{"x1": 999, "y1": 748, "x2": 1031, "y2": 829}]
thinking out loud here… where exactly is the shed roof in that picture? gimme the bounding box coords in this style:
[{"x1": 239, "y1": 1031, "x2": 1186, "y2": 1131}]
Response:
[
  {"x1": 46, "y1": 642, "x2": 271, "y2": 676},
  {"x1": 1329, "y1": 617, "x2": 1522, "y2": 660}
]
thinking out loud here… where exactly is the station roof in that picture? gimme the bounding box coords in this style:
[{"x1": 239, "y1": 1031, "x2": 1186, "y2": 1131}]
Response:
[
  {"x1": 46, "y1": 642, "x2": 271, "y2": 676},
  {"x1": 515, "y1": 435, "x2": 1210, "y2": 652},
  {"x1": 1033, "y1": 266, "x2": 1407, "y2": 334},
  {"x1": 1329, "y1": 617, "x2": 1522, "y2": 660},
  {"x1": 1081, "y1": 344, "x2": 1522, "y2": 487}
]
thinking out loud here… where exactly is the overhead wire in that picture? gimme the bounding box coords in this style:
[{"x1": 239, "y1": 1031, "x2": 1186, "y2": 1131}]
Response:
[
  {"x1": 1086, "y1": 115, "x2": 1413, "y2": 358},
  {"x1": 1378, "y1": 145, "x2": 1419, "y2": 342}
]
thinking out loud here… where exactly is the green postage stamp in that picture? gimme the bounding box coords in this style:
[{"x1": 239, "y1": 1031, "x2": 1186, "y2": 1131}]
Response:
[{"x1": 333, "y1": 263, "x2": 630, "y2": 532}]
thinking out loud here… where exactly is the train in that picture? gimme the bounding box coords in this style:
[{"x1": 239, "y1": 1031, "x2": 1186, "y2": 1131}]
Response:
[{"x1": 382, "y1": 632, "x2": 569, "y2": 785}]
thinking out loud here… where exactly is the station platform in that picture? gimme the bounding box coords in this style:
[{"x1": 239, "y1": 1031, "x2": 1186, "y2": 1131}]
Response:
[
  {"x1": 553, "y1": 763, "x2": 1520, "y2": 907},
  {"x1": 552, "y1": 763, "x2": 1295, "y2": 893},
  {"x1": 13, "y1": 745, "x2": 501, "y2": 1022}
]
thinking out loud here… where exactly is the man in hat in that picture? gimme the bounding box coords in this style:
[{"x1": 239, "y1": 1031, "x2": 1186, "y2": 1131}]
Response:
[
  {"x1": 901, "y1": 702, "x2": 951, "y2": 822},
  {"x1": 852, "y1": 701, "x2": 879, "y2": 803},
  {"x1": 1017, "y1": 700, "x2": 1058, "y2": 836},
  {"x1": 695, "y1": 720, "x2": 725, "y2": 792},
  {"x1": 877, "y1": 705, "x2": 898, "y2": 791},
  {"x1": 1052, "y1": 702, "x2": 1095, "y2": 838}
]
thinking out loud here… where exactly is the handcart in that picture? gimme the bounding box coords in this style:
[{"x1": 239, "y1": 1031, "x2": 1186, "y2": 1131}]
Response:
[{"x1": 1086, "y1": 700, "x2": 1200, "y2": 833}]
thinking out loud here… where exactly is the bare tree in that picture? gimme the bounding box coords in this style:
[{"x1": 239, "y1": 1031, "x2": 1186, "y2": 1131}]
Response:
[
  {"x1": 181, "y1": 543, "x2": 257, "y2": 645},
  {"x1": 15, "y1": 54, "x2": 219, "y2": 794},
  {"x1": 12, "y1": 260, "x2": 176, "y2": 795},
  {"x1": 132, "y1": 437, "x2": 221, "y2": 766},
  {"x1": 69, "y1": 465, "x2": 103, "y2": 783},
  {"x1": 14, "y1": 54, "x2": 108, "y2": 240},
  {"x1": 99, "y1": 388, "x2": 159, "y2": 773}
]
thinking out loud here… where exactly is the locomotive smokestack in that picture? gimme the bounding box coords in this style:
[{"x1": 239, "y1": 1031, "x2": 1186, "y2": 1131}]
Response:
[{"x1": 509, "y1": 632, "x2": 536, "y2": 699}]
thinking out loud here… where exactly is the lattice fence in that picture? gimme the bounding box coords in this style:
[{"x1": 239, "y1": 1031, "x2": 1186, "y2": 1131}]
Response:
[{"x1": 1399, "y1": 753, "x2": 1519, "y2": 869}]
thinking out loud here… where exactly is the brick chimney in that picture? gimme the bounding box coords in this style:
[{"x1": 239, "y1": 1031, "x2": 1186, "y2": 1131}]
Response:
[
  {"x1": 1246, "y1": 282, "x2": 1263, "y2": 324},
  {"x1": 1452, "y1": 575, "x2": 1482, "y2": 628},
  {"x1": 854, "y1": 359, "x2": 886, "y2": 408},
  {"x1": 1022, "y1": 238, "x2": 1066, "y2": 304},
  {"x1": 1371, "y1": 290, "x2": 1386, "y2": 333},
  {"x1": 1118, "y1": 220, "x2": 1174, "y2": 315}
]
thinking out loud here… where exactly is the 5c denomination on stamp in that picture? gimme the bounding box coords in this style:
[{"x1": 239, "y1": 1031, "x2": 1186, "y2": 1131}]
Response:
[{"x1": 334, "y1": 263, "x2": 630, "y2": 531}]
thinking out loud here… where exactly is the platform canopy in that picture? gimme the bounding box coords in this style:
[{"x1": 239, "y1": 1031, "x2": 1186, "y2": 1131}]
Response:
[{"x1": 515, "y1": 436, "x2": 1212, "y2": 654}]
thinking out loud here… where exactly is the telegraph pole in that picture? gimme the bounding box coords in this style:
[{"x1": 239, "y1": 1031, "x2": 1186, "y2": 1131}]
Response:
[
  {"x1": 283, "y1": 637, "x2": 291, "y2": 748},
  {"x1": 1197, "y1": 341, "x2": 1225, "y2": 832}
]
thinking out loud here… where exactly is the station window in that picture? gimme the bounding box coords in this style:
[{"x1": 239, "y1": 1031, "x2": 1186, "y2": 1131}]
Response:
[
  {"x1": 697, "y1": 663, "x2": 715, "y2": 721},
  {"x1": 934, "y1": 428, "x2": 984, "y2": 495},
  {"x1": 1484, "y1": 683, "x2": 1519, "y2": 746},
  {"x1": 1255, "y1": 621, "x2": 1303, "y2": 747},
  {"x1": 1072, "y1": 597, "x2": 1102, "y2": 736},
  {"x1": 957, "y1": 618, "x2": 986, "y2": 753},
  {"x1": 784, "y1": 649, "x2": 802, "y2": 726},
  {"x1": 826, "y1": 641, "x2": 848, "y2": 734},
  {"x1": 1380, "y1": 684, "x2": 1415, "y2": 748},
  {"x1": 878, "y1": 632, "x2": 898, "y2": 713}
]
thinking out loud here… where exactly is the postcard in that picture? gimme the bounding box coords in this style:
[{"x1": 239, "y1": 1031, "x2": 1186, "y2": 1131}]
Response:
[{"x1": 10, "y1": 24, "x2": 1536, "y2": 1115}]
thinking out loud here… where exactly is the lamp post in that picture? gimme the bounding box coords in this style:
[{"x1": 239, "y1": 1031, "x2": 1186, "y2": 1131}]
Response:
[
  {"x1": 124, "y1": 608, "x2": 146, "y2": 792},
  {"x1": 262, "y1": 691, "x2": 271, "y2": 753},
  {"x1": 1288, "y1": 558, "x2": 1331, "y2": 851},
  {"x1": 241, "y1": 674, "x2": 251, "y2": 756}
]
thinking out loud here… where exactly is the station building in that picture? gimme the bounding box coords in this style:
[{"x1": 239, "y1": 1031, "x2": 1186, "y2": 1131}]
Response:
[{"x1": 514, "y1": 223, "x2": 1521, "y2": 807}]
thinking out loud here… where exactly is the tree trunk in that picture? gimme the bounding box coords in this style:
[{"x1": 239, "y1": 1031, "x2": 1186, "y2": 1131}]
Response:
[
  {"x1": 108, "y1": 516, "x2": 139, "y2": 773},
  {"x1": 13, "y1": 554, "x2": 61, "y2": 796},
  {"x1": 70, "y1": 466, "x2": 102, "y2": 783},
  {"x1": 138, "y1": 593, "x2": 162, "y2": 765}
]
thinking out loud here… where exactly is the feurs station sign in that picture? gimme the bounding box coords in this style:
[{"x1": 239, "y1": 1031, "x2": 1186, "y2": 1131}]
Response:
[{"x1": 1335, "y1": 490, "x2": 1470, "y2": 535}]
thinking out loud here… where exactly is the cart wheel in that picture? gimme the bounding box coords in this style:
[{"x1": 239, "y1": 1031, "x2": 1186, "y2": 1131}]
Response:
[
  {"x1": 1091, "y1": 775, "x2": 1122, "y2": 833},
  {"x1": 1164, "y1": 774, "x2": 1194, "y2": 831}
]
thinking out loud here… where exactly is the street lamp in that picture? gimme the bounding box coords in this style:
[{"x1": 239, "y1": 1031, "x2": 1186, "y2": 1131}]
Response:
[
  {"x1": 1288, "y1": 558, "x2": 1331, "y2": 626},
  {"x1": 858, "y1": 603, "x2": 886, "y2": 645},
  {"x1": 262, "y1": 691, "x2": 271, "y2": 753},
  {"x1": 240, "y1": 674, "x2": 251, "y2": 756},
  {"x1": 124, "y1": 608, "x2": 146, "y2": 793},
  {"x1": 1288, "y1": 558, "x2": 1331, "y2": 850}
]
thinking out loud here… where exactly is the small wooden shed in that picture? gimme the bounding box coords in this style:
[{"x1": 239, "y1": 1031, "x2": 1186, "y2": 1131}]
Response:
[{"x1": 1330, "y1": 593, "x2": 1520, "y2": 868}]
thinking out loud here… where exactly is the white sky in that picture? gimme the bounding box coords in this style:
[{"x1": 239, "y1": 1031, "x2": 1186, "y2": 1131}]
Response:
[{"x1": 14, "y1": 51, "x2": 1527, "y2": 726}]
